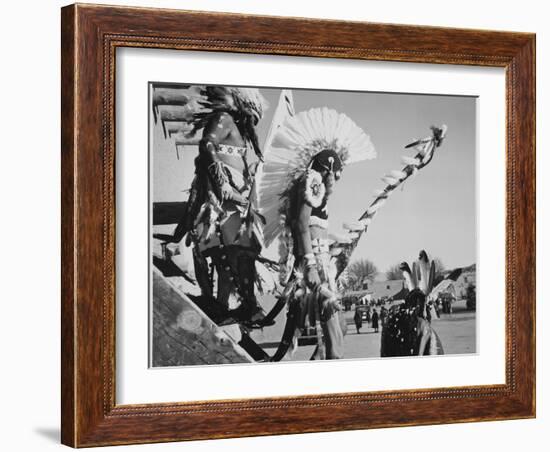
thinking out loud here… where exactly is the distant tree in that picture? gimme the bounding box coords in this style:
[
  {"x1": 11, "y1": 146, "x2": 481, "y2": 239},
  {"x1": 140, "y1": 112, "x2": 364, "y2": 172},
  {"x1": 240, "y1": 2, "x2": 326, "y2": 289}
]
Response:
[
  {"x1": 385, "y1": 264, "x2": 403, "y2": 281},
  {"x1": 432, "y1": 257, "x2": 446, "y2": 286},
  {"x1": 347, "y1": 259, "x2": 378, "y2": 290}
]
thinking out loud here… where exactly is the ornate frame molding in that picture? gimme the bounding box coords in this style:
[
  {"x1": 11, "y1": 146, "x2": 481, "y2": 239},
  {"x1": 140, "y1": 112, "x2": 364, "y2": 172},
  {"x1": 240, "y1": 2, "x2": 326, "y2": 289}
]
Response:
[{"x1": 61, "y1": 4, "x2": 535, "y2": 447}]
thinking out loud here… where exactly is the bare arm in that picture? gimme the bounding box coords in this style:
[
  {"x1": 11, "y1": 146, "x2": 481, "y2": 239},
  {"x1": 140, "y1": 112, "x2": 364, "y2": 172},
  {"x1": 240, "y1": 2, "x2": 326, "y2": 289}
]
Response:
[
  {"x1": 296, "y1": 199, "x2": 313, "y2": 259},
  {"x1": 199, "y1": 112, "x2": 230, "y2": 165},
  {"x1": 199, "y1": 113, "x2": 234, "y2": 200},
  {"x1": 295, "y1": 181, "x2": 320, "y2": 289}
]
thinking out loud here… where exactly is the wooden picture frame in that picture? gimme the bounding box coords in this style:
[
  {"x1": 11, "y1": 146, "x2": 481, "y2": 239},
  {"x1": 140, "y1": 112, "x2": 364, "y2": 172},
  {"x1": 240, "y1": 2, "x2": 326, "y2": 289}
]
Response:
[{"x1": 61, "y1": 3, "x2": 535, "y2": 447}]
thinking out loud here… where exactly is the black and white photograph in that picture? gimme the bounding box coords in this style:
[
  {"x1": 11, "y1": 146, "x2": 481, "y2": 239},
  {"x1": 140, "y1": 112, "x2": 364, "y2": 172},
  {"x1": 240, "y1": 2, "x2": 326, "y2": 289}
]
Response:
[
  {"x1": 1, "y1": 0, "x2": 544, "y2": 450},
  {"x1": 150, "y1": 83, "x2": 477, "y2": 367}
]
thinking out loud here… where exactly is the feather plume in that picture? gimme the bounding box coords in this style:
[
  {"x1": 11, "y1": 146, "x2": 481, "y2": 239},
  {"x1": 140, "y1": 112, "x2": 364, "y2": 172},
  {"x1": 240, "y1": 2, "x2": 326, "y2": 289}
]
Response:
[
  {"x1": 390, "y1": 170, "x2": 407, "y2": 180},
  {"x1": 411, "y1": 262, "x2": 419, "y2": 289},
  {"x1": 366, "y1": 198, "x2": 387, "y2": 215},
  {"x1": 382, "y1": 176, "x2": 399, "y2": 185},
  {"x1": 417, "y1": 250, "x2": 431, "y2": 294},
  {"x1": 400, "y1": 262, "x2": 415, "y2": 291},
  {"x1": 401, "y1": 155, "x2": 420, "y2": 165},
  {"x1": 151, "y1": 84, "x2": 268, "y2": 159},
  {"x1": 343, "y1": 221, "x2": 366, "y2": 232},
  {"x1": 359, "y1": 218, "x2": 371, "y2": 228}
]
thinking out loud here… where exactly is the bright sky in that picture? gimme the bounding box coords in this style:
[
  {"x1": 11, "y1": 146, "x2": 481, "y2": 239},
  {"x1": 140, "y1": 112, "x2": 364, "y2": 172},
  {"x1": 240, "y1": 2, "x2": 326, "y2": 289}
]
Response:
[{"x1": 152, "y1": 86, "x2": 476, "y2": 273}]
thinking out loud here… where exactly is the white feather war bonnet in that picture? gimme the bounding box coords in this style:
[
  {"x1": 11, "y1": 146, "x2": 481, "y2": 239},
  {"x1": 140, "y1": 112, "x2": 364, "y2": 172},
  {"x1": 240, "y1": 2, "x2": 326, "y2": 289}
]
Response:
[{"x1": 257, "y1": 106, "x2": 376, "y2": 247}]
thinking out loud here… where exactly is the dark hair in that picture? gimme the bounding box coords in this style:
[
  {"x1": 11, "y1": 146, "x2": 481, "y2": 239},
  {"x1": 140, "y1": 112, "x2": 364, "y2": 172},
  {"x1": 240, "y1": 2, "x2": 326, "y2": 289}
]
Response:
[{"x1": 310, "y1": 149, "x2": 343, "y2": 174}]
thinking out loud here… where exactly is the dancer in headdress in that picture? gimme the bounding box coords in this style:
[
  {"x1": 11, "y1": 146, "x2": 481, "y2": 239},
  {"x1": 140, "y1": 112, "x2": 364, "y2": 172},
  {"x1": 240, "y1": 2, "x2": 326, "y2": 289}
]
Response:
[
  {"x1": 379, "y1": 243, "x2": 477, "y2": 357},
  {"x1": 380, "y1": 250, "x2": 444, "y2": 356},
  {"x1": 257, "y1": 107, "x2": 376, "y2": 359},
  {"x1": 255, "y1": 119, "x2": 449, "y2": 360},
  {"x1": 167, "y1": 86, "x2": 270, "y2": 325}
]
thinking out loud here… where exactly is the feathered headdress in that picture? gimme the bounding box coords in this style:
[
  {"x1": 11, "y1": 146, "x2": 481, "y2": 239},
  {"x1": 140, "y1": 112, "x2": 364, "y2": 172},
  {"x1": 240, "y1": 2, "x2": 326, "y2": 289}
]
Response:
[
  {"x1": 187, "y1": 86, "x2": 268, "y2": 134},
  {"x1": 230, "y1": 88, "x2": 269, "y2": 122},
  {"x1": 400, "y1": 250, "x2": 436, "y2": 295},
  {"x1": 257, "y1": 107, "x2": 376, "y2": 247},
  {"x1": 400, "y1": 250, "x2": 470, "y2": 316},
  {"x1": 152, "y1": 84, "x2": 268, "y2": 158}
]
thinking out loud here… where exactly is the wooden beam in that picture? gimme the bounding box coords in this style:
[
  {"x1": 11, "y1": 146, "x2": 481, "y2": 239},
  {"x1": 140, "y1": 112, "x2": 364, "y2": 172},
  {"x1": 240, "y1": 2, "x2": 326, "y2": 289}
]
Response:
[
  {"x1": 159, "y1": 106, "x2": 195, "y2": 138},
  {"x1": 153, "y1": 88, "x2": 193, "y2": 123},
  {"x1": 173, "y1": 132, "x2": 200, "y2": 146},
  {"x1": 165, "y1": 122, "x2": 187, "y2": 136},
  {"x1": 152, "y1": 83, "x2": 191, "y2": 91},
  {"x1": 159, "y1": 105, "x2": 194, "y2": 122},
  {"x1": 153, "y1": 88, "x2": 193, "y2": 107}
]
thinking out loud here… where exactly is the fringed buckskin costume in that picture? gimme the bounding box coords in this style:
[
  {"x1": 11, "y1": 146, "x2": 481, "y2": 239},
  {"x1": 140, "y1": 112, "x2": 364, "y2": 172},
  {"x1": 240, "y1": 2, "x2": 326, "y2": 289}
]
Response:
[
  {"x1": 172, "y1": 86, "x2": 269, "y2": 324},
  {"x1": 257, "y1": 107, "x2": 376, "y2": 359}
]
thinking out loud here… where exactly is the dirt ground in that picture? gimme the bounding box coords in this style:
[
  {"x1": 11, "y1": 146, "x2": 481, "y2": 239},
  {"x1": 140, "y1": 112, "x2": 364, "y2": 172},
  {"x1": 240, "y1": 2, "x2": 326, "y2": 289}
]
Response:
[{"x1": 252, "y1": 298, "x2": 476, "y2": 361}]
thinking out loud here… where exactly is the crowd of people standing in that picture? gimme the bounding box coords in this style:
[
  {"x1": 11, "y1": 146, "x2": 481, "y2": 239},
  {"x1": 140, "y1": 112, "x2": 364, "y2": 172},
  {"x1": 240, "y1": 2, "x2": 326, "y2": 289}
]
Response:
[{"x1": 353, "y1": 305, "x2": 387, "y2": 334}]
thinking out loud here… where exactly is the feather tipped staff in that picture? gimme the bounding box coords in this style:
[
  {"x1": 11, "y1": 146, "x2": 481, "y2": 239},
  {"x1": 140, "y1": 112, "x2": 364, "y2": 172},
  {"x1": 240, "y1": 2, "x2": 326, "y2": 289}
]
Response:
[
  {"x1": 334, "y1": 125, "x2": 448, "y2": 281},
  {"x1": 267, "y1": 125, "x2": 448, "y2": 359}
]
